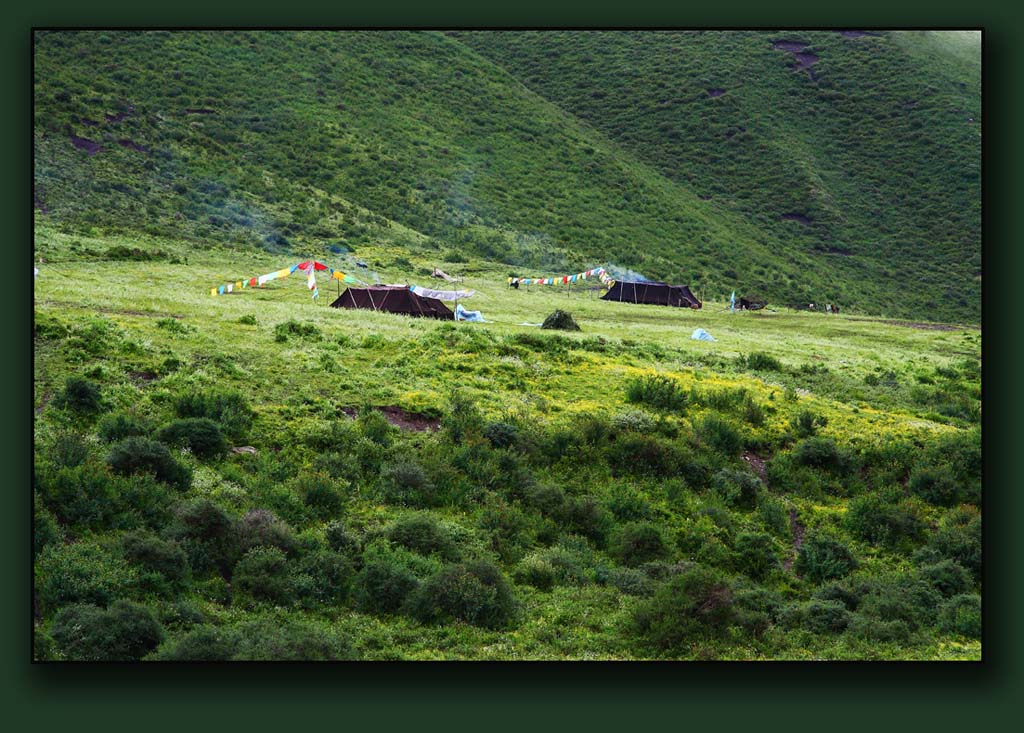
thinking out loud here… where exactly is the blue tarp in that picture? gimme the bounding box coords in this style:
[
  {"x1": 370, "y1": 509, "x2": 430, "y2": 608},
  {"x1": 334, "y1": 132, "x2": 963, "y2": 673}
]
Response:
[
  {"x1": 691, "y1": 328, "x2": 716, "y2": 341},
  {"x1": 456, "y1": 303, "x2": 487, "y2": 322}
]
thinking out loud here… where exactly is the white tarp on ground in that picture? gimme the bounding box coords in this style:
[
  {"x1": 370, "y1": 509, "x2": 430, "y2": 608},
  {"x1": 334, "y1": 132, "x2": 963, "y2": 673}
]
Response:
[
  {"x1": 410, "y1": 285, "x2": 476, "y2": 301},
  {"x1": 691, "y1": 328, "x2": 716, "y2": 341}
]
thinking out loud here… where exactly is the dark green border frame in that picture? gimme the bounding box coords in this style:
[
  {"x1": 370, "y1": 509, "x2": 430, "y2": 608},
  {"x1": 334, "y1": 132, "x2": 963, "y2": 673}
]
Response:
[{"x1": 8, "y1": 0, "x2": 1020, "y2": 724}]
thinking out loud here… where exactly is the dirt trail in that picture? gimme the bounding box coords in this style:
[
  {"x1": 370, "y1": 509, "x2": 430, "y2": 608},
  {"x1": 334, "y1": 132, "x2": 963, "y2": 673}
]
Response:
[
  {"x1": 742, "y1": 451, "x2": 768, "y2": 484},
  {"x1": 784, "y1": 508, "x2": 806, "y2": 571}
]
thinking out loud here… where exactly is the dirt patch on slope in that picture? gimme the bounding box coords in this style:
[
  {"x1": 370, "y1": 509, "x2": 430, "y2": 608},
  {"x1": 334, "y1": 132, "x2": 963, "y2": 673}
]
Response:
[
  {"x1": 793, "y1": 52, "x2": 820, "y2": 69},
  {"x1": 772, "y1": 40, "x2": 808, "y2": 53},
  {"x1": 342, "y1": 405, "x2": 440, "y2": 432},
  {"x1": 117, "y1": 138, "x2": 149, "y2": 153},
  {"x1": 70, "y1": 134, "x2": 102, "y2": 154},
  {"x1": 742, "y1": 451, "x2": 768, "y2": 484},
  {"x1": 129, "y1": 370, "x2": 158, "y2": 384}
]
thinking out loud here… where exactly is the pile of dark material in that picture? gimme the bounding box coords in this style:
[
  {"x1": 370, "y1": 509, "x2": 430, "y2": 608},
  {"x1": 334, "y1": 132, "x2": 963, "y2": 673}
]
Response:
[{"x1": 541, "y1": 310, "x2": 581, "y2": 331}]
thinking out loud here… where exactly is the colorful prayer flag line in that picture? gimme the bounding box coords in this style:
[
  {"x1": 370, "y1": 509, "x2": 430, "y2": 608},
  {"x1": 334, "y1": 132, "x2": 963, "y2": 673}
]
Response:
[
  {"x1": 508, "y1": 267, "x2": 612, "y2": 287},
  {"x1": 210, "y1": 261, "x2": 365, "y2": 297}
]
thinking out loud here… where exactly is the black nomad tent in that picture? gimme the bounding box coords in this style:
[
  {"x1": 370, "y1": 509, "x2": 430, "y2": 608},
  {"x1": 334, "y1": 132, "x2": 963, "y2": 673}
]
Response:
[
  {"x1": 330, "y1": 286, "x2": 454, "y2": 319},
  {"x1": 602, "y1": 281, "x2": 702, "y2": 308}
]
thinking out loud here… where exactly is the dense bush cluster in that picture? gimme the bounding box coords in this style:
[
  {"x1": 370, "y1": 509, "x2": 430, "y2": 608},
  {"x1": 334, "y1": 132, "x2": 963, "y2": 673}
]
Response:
[{"x1": 34, "y1": 378, "x2": 981, "y2": 660}]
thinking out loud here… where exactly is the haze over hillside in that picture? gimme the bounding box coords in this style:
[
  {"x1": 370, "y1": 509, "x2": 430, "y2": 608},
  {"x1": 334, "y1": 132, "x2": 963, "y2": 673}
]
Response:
[{"x1": 33, "y1": 30, "x2": 980, "y2": 321}]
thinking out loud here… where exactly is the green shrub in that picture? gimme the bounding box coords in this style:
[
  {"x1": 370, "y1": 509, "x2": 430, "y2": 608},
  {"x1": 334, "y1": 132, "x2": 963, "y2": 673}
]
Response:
[
  {"x1": 612, "y1": 522, "x2": 672, "y2": 567},
  {"x1": 599, "y1": 565, "x2": 656, "y2": 596},
  {"x1": 324, "y1": 520, "x2": 361, "y2": 557},
  {"x1": 238, "y1": 509, "x2": 297, "y2": 555},
  {"x1": 614, "y1": 409, "x2": 663, "y2": 438},
  {"x1": 237, "y1": 314, "x2": 258, "y2": 325},
  {"x1": 355, "y1": 407, "x2": 396, "y2": 446},
  {"x1": 917, "y1": 560, "x2": 972, "y2": 598},
  {"x1": 380, "y1": 455, "x2": 435, "y2": 505},
  {"x1": 844, "y1": 492, "x2": 927, "y2": 549},
  {"x1": 274, "y1": 319, "x2": 322, "y2": 342},
  {"x1": 792, "y1": 437, "x2": 850, "y2": 474},
  {"x1": 606, "y1": 433, "x2": 682, "y2": 477},
  {"x1": 106, "y1": 437, "x2": 191, "y2": 489},
  {"x1": 232, "y1": 546, "x2": 293, "y2": 605},
  {"x1": 157, "y1": 418, "x2": 227, "y2": 458},
  {"x1": 607, "y1": 484, "x2": 655, "y2": 521},
  {"x1": 795, "y1": 533, "x2": 857, "y2": 583},
  {"x1": 858, "y1": 583, "x2": 932, "y2": 631},
  {"x1": 231, "y1": 617, "x2": 357, "y2": 660},
  {"x1": 174, "y1": 389, "x2": 253, "y2": 441},
  {"x1": 527, "y1": 543, "x2": 595, "y2": 586},
  {"x1": 410, "y1": 560, "x2": 518, "y2": 629},
  {"x1": 294, "y1": 472, "x2": 345, "y2": 520},
  {"x1": 121, "y1": 531, "x2": 189, "y2": 592},
  {"x1": 812, "y1": 582, "x2": 862, "y2": 611},
  {"x1": 353, "y1": 559, "x2": 421, "y2": 615},
  {"x1": 733, "y1": 531, "x2": 780, "y2": 580},
  {"x1": 847, "y1": 614, "x2": 912, "y2": 644},
  {"x1": 695, "y1": 414, "x2": 743, "y2": 455},
  {"x1": 632, "y1": 565, "x2": 735, "y2": 651},
  {"x1": 34, "y1": 503, "x2": 62, "y2": 556},
  {"x1": 476, "y1": 497, "x2": 535, "y2": 562},
  {"x1": 513, "y1": 555, "x2": 557, "y2": 591},
  {"x1": 53, "y1": 376, "x2": 105, "y2": 416},
  {"x1": 97, "y1": 413, "x2": 149, "y2": 443},
  {"x1": 711, "y1": 468, "x2": 762, "y2": 510},
  {"x1": 625, "y1": 374, "x2": 688, "y2": 413},
  {"x1": 928, "y1": 508, "x2": 982, "y2": 582},
  {"x1": 293, "y1": 550, "x2": 354, "y2": 606},
  {"x1": 39, "y1": 462, "x2": 116, "y2": 528},
  {"x1": 483, "y1": 420, "x2": 519, "y2": 449},
  {"x1": 563, "y1": 495, "x2": 613, "y2": 548},
  {"x1": 442, "y1": 391, "x2": 485, "y2": 444},
  {"x1": 790, "y1": 410, "x2": 827, "y2": 438},
  {"x1": 541, "y1": 309, "x2": 580, "y2": 331},
  {"x1": 51, "y1": 600, "x2": 163, "y2": 661},
  {"x1": 386, "y1": 513, "x2": 461, "y2": 561},
  {"x1": 152, "y1": 625, "x2": 240, "y2": 661},
  {"x1": 45, "y1": 431, "x2": 91, "y2": 468},
  {"x1": 757, "y1": 496, "x2": 790, "y2": 537},
  {"x1": 937, "y1": 594, "x2": 981, "y2": 638},
  {"x1": 803, "y1": 600, "x2": 852, "y2": 633},
  {"x1": 169, "y1": 499, "x2": 239, "y2": 577},
  {"x1": 743, "y1": 352, "x2": 783, "y2": 371},
  {"x1": 908, "y1": 465, "x2": 962, "y2": 507},
  {"x1": 35, "y1": 539, "x2": 134, "y2": 613}
]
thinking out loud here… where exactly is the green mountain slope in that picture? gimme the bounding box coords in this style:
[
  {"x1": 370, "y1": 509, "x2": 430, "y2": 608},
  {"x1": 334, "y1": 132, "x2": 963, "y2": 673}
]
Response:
[
  {"x1": 455, "y1": 30, "x2": 981, "y2": 321},
  {"x1": 33, "y1": 30, "x2": 979, "y2": 321}
]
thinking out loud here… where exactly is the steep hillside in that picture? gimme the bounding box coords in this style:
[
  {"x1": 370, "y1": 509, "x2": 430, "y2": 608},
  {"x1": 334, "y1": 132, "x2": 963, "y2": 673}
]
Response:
[
  {"x1": 33, "y1": 30, "x2": 980, "y2": 321},
  {"x1": 455, "y1": 30, "x2": 982, "y2": 320}
]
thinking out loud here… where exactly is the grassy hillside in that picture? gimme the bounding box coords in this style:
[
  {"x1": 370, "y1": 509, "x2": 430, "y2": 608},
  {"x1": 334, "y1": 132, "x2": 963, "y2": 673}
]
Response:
[
  {"x1": 32, "y1": 31, "x2": 982, "y2": 661},
  {"x1": 33, "y1": 30, "x2": 979, "y2": 322},
  {"x1": 33, "y1": 228, "x2": 981, "y2": 660},
  {"x1": 455, "y1": 30, "x2": 981, "y2": 321}
]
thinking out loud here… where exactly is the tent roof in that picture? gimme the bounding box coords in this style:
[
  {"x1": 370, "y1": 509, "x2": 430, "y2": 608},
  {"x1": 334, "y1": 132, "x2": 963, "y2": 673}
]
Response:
[
  {"x1": 329, "y1": 286, "x2": 454, "y2": 319},
  {"x1": 601, "y1": 280, "x2": 702, "y2": 308}
]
